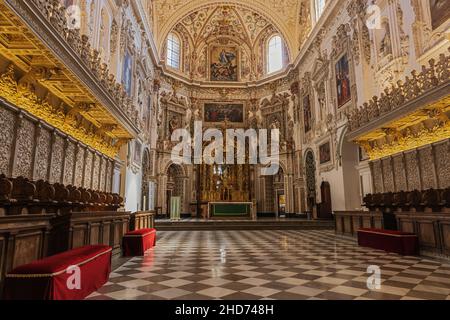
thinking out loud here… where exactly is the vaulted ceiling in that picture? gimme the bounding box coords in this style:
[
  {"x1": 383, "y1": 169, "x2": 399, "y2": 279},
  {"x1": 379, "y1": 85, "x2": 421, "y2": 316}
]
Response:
[{"x1": 151, "y1": 0, "x2": 306, "y2": 60}]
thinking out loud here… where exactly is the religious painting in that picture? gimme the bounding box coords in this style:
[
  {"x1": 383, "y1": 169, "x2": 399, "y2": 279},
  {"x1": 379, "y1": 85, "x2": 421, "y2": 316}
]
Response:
[
  {"x1": 122, "y1": 51, "x2": 133, "y2": 96},
  {"x1": 133, "y1": 140, "x2": 142, "y2": 166},
  {"x1": 204, "y1": 103, "x2": 244, "y2": 123},
  {"x1": 430, "y1": 0, "x2": 450, "y2": 30},
  {"x1": 335, "y1": 54, "x2": 351, "y2": 108},
  {"x1": 319, "y1": 142, "x2": 331, "y2": 164},
  {"x1": 303, "y1": 94, "x2": 312, "y2": 133},
  {"x1": 210, "y1": 46, "x2": 239, "y2": 81},
  {"x1": 167, "y1": 113, "x2": 182, "y2": 138}
]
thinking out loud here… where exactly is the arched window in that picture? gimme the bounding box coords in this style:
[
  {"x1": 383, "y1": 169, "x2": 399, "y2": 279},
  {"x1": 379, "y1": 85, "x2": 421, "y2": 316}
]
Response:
[
  {"x1": 267, "y1": 35, "x2": 283, "y2": 74},
  {"x1": 315, "y1": 0, "x2": 326, "y2": 20},
  {"x1": 166, "y1": 33, "x2": 180, "y2": 70}
]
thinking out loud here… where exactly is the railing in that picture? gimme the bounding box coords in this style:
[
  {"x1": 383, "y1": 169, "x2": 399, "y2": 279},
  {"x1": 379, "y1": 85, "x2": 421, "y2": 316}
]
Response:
[{"x1": 347, "y1": 48, "x2": 450, "y2": 133}]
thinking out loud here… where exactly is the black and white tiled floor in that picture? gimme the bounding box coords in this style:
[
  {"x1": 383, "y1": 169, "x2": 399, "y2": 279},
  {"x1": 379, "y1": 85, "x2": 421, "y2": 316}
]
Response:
[{"x1": 87, "y1": 230, "x2": 450, "y2": 300}]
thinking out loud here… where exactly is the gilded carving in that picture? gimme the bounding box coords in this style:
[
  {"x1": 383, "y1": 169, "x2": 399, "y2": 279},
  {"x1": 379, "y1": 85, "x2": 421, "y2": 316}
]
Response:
[
  {"x1": 0, "y1": 64, "x2": 121, "y2": 157},
  {"x1": 350, "y1": 49, "x2": 450, "y2": 160}
]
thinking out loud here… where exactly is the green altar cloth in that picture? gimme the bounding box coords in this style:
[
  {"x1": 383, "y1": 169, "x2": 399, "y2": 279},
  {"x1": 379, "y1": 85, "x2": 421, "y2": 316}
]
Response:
[{"x1": 209, "y1": 202, "x2": 251, "y2": 217}]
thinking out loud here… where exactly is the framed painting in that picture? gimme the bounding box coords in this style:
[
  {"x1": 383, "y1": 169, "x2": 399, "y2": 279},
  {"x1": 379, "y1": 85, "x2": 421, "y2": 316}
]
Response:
[
  {"x1": 204, "y1": 103, "x2": 244, "y2": 123},
  {"x1": 122, "y1": 51, "x2": 133, "y2": 96},
  {"x1": 430, "y1": 0, "x2": 450, "y2": 30},
  {"x1": 210, "y1": 46, "x2": 239, "y2": 82},
  {"x1": 133, "y1": 140, "x2": 142, "y2": 167},
  {"x1": 303, "y1": 94, "x2": 312, "y2": 133},
  {"x1": 335, "y1": 53, "x2": 351, "y2": 108},
  {"x1": 319, "y1": 142, "x2": 331, "y2": 165}
]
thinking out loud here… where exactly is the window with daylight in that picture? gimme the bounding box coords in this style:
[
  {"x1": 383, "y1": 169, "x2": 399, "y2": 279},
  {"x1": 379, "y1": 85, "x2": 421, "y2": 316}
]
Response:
[
  {"x1": 166, "y1": 33, "x2": 180, "y2": 70},
  {"x1": 315, "y1": 0, "x2": 326, "y2": 20},
  {"x1": 267, "y1": 35, "x2": 283, "y2": 74}
]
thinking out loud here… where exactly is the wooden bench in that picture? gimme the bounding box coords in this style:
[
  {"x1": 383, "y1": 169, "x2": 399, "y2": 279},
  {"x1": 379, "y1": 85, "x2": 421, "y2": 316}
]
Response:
[
  {"x1": 357, "y1": 228, "x2": 419, "y2": 256},
  {"x1": 3, "y1": 245, "x2": 112, "y2": 300},
  {"x1": 122, "y1": 228, "x2": 156, "y2": 256}
]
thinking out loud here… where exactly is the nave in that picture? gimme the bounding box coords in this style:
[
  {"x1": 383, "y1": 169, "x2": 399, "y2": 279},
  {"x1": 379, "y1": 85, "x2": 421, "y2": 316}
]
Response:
[{"x1": 88, "y1": 230, "x2": 450, "y2": 300}]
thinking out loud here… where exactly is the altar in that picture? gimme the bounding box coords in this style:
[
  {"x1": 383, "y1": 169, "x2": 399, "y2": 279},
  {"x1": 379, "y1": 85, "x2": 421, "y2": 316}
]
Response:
[
  {"x1": 196, "y1": 121, "x2": 254, "y2": 220},
  {"x1": 209, "y1": 202, "x2": 253, "y2": 219}
]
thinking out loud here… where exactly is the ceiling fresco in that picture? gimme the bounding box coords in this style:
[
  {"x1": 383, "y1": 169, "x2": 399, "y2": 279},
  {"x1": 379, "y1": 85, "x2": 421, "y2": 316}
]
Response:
[{"x1": 151, "y1": 0, "x2": 306, "y2": 59}]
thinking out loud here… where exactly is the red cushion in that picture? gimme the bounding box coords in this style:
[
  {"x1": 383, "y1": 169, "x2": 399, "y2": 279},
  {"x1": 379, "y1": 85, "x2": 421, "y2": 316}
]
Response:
[
  {"x1": 358, "y1": 228, "x2": 416, "y2": 236},
  {"x1": 8, "y1": 245, "x2": 112, "y2": 276},
  {"x1": 125, "y1": 228, "x2": 156, "y2": 237}
]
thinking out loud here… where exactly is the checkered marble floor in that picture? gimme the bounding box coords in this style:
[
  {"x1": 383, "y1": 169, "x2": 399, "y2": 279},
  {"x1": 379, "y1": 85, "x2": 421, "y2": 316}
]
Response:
[{"x1": 87, "y1": 230, "x2": 450, "y2": 300}]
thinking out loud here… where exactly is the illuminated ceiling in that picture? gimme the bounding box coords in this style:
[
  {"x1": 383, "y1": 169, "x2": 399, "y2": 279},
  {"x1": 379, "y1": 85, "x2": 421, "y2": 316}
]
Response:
[{"x1": 151, "y1": 0, "x2": 304, "y2": 59}]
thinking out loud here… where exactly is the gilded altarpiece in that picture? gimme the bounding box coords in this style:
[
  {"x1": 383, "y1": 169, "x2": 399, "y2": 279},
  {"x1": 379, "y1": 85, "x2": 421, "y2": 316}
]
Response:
[{"x1": 199, "y1": 102, "x2": 251, "y2": 203}]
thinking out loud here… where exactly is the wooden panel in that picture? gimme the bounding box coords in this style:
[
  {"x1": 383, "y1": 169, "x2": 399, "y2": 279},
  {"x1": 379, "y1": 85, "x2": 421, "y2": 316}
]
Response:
[
  {"x1": 102, "y1": 223, "x2": 111, "y2": 246},
  {"x1": 439, "y1": 222, "x2": 450, "y2": 255},
  {"x1": 335, "y1": 216, "x2": 343, "y2": 234},
  {"x1": 362, "y1": 216, "x2": 372, "y2": 228},
  {"x1": 398, "y1": 219, "x2": 415, "y2": 233},
  {"x1": 90, "y1": 224, "x2": 100, "y2": 245},
  {"x1": 343, "y1": 216, "x2": 353, "y2": 235},
  {"x1": 13, "y1": 233, "x2": 42, "y2": 268},
  {"x1": 72, "y1": 226, "x2": 87, "y2": 249},
  {"x1": 352, "y1": 216, "x2": 361, "y2": 235},
  {"x1": 0, "y1": 215, "x2": 51, "y2": 289},
  {"x1": 0, "y1": 235, "x2": 6, "y2": 286},
  {"x1": 373, "y1": 216, "x2": 383, "y2": 229},
  {"x1": 114, "y1": 223, "x2": 121, "y2": 248},
  {"x1": 417, "y1": 221, "x2": 437, "y2": 249}
]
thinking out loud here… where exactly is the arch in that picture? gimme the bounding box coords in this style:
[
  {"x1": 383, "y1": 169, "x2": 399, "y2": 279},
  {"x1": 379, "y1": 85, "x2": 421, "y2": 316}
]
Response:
[
  {"x1": 165, "y1": 163, "x2": 186, "y2": 216},
  {"x1": 163, "y1": 160, "x2": 187, "y2": 178}
]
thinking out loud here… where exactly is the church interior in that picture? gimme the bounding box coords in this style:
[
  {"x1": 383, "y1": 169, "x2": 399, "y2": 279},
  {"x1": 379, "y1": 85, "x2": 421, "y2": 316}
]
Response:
[{"x1": 0, "y1": 0, "x2": 449, "y2": 301}]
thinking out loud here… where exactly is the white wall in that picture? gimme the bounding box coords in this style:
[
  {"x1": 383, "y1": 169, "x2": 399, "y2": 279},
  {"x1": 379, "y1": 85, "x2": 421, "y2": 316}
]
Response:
[{"x1": 124, "y1": 167, "x2": 142, "y2": 212}]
